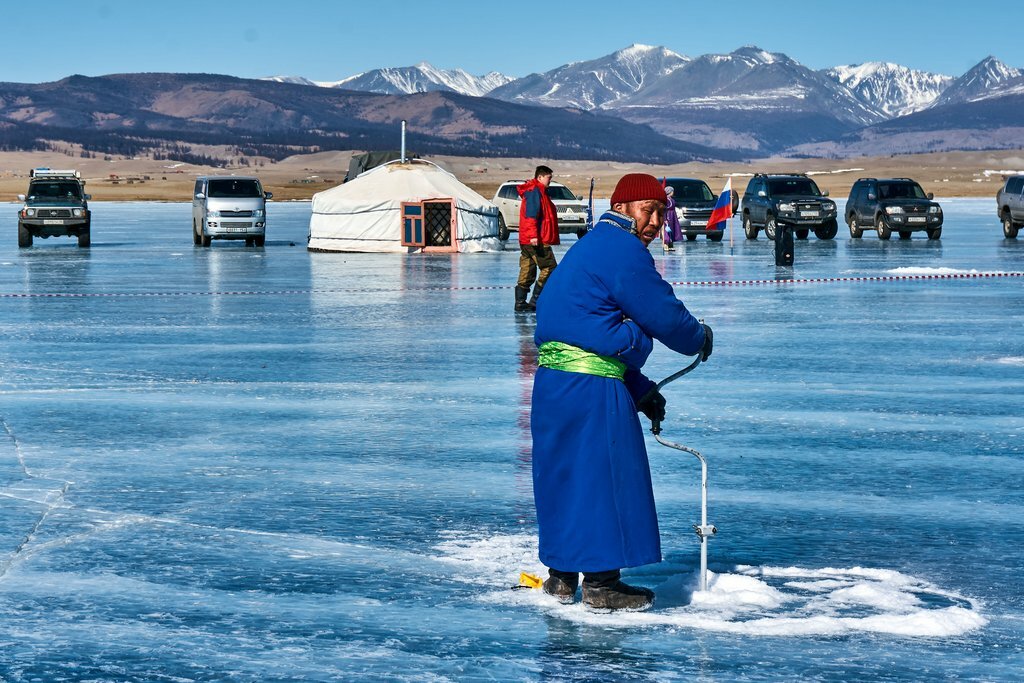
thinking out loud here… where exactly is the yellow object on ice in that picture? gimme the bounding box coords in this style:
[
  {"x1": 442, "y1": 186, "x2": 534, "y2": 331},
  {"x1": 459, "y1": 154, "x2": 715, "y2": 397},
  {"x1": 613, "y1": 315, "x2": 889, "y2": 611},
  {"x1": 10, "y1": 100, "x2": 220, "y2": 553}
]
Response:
[{"x1": 519, "y1": 572, "x2": 543, "y2": 589}]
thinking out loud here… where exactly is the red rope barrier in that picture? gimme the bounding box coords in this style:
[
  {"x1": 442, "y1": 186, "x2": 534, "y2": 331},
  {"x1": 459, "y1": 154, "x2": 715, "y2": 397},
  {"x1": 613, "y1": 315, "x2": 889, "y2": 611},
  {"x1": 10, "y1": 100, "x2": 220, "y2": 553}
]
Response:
[{"x1": 0, "y1": 271, "x2": 1020, "y2": 298}]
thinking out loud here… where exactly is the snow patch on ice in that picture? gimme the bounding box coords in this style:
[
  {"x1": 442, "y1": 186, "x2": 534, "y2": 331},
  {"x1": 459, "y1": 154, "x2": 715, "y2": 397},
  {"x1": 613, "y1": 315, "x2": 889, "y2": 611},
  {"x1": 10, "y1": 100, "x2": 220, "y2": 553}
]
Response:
[
  {"x1": 995, "y1": 356, "x2": 1024, "y2": 366},
  {"x1": 885, "y1": 267, "x2": 982, "y2": 276},
  {"x1": 433, "y1": 533, "x2": 987, "y2": 638}
]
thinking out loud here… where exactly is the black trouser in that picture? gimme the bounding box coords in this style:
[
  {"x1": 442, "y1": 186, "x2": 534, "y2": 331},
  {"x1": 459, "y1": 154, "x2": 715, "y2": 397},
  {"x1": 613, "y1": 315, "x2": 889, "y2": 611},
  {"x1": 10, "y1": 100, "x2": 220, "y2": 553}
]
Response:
[{"x1": 550, "y1": 567, "x2": 620, "y2": 588}]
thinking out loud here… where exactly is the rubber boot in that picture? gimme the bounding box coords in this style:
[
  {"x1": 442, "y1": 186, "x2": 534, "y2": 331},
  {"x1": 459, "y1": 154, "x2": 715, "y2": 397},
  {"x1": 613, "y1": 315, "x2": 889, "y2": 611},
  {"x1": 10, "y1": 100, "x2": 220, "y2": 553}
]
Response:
[
  {"x1": 526, "y1": 283, "x2": 543, "y2": 310},
  {"x1": 582, "y1": 570, "x2": 654, "y2": 611},
  {"x1": 514, "y1": 285, "x2": 532, "y2": 313},
  {"x1": 542, "y1": 569, "x2": 579, "y2": 604}
]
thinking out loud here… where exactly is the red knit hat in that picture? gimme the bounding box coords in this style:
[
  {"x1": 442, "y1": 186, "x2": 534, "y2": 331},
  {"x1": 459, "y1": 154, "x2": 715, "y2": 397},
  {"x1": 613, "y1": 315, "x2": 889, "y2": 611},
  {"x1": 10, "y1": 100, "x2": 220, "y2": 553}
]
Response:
[{"x1": 610, "y1": 173, "x2": 669, "y2": 205}]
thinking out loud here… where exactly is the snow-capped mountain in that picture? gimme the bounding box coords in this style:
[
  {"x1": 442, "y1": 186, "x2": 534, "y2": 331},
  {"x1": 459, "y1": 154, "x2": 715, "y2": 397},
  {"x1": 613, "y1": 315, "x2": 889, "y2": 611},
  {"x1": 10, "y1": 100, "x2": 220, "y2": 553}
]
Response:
[
  {"x1": 263, "y1": 75, "x2": 318, "y2": 87},
  {"x1": 487, "y1": 44, "x2": 689, "y2": 110},
  {"x1": 931, "y1": 56, "x2": 1023, "y2": 107},
  {"x1": 823, "y1": 62, "x2": 953, "y2": 118},
  {"x1": 613, "y1": 46, "x2": 884, "y2": 126},
  {"x1": 263, "y1": 64, "x2": 513, "y2": 96},
  {"x1": 329, "y1": 62, "x2": 512, "y2": 97}
]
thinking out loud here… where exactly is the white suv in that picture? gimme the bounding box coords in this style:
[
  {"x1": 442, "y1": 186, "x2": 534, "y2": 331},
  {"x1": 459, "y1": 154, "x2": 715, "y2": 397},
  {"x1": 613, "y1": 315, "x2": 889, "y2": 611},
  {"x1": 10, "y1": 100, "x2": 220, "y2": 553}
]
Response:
[{"x1": 492, "y1": 180, "x2": 588, "y2": 239}]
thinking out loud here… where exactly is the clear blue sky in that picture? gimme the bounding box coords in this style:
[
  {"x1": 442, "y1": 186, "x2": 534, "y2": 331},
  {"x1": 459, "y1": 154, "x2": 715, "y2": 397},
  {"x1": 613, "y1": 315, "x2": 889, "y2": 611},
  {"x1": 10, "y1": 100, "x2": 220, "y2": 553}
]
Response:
[{"x1": 0, "y1": 0, "x2": 1017, "y2": 84}]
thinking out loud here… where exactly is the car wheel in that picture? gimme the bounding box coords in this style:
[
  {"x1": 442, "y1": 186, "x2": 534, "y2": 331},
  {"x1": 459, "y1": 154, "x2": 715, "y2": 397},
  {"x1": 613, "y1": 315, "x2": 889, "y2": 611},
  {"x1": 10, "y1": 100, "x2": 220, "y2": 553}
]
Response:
[
  {"x1": 245, "y1": 238, "x2": 255, "y2": 247},
  {"x1": 796, "y1": 229, "x2": 809, "y2": 240},
  {"x1": 498, "y1": 214, "x2": 510, "y2": 241},
  {"x1": 201, "y1": 233, "x2": 211, "y2": 247},
  {"x1": 849, "y1": 216, "x2": 863, "y2": 239},
  {"x1": 708, "y1": 231, "x2": 724, "y2": 242},
  {"x1": 18, "y1": 221, "x2": 32, "y2": 248},
  {"x1": 743, "y1": 214, "x2": 758, "y2": 240},
  {"x1": 686, "y1": 233, "x2": 697, "y2": 241},
  {"x1": 876, "y1": 214, "x2": 892, "y2": 240},
  {"x1": 1003, "y1": 213, "x2": 1019, "y2": 239},
  {"x1": 814, "y1": 219, "x2": 838, "y2": 240},
  {"x1": 255, "y1": 236, "x2": 265, "y2": 247},
  {"x1": 926, "y1": 227, "x2": 942, "y2": 240},
  {"x1": 899, "y1": 231, "x2": 912, "y2": 240},
  {"x1": 193, "y1": 220, "x2": 201, "y2": 245},
  {"x1": 78, "y1": 223, "x2": 91, "y2": 248},
  {"x1": 764, "y1": 215, "x2": 777, "y2": 241}
]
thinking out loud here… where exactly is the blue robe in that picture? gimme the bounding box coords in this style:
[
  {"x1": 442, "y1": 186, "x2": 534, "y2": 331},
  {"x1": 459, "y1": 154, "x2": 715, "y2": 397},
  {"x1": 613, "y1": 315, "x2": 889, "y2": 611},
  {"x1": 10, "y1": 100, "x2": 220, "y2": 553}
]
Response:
[{"x1": 532, "y1": 212, "x2": 705, "y2": 572}]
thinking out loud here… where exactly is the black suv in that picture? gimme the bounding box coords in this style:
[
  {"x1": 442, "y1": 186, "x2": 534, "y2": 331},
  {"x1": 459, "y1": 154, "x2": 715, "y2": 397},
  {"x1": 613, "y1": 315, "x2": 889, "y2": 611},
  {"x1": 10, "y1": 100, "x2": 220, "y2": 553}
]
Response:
[
  {"x1": 740, "y1": 174, "x2": 838, "y2": 240},
  {"x1": 17, "y1": 169, "x2": 91, "y2": 247},
  {"x1": 846, "y1": 178, "x2": 942, "y2": 240}
]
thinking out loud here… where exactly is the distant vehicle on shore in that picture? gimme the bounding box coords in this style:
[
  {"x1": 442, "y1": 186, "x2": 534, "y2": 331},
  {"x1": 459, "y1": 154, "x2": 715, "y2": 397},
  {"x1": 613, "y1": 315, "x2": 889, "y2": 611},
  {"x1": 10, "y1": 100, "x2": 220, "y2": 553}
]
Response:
[
  {"x1": 17, "y1": 169, "x2": 91, "y2": 248},
  {"x1": 846, "y1": 177, "x2": 943, "y2": 240},
  {"x1": 996, "y1": 175, "x2": 1023, "y2": 239},
  {"x1": 740, "y1": 174, "x2": 838, "y2": 241},
  {"x1": 192, "y1": 176, "x2": 272, "y2": 247},
  {"x1": 491, "y1": 180, "x2": 587, "y2": 240}
]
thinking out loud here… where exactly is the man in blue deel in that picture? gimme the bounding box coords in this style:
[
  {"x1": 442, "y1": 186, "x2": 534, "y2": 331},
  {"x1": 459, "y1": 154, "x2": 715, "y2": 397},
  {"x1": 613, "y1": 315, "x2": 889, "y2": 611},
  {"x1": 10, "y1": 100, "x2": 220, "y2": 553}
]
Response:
[{"x1": 531, "y1": 173, "x2": 713, "y2": 611}]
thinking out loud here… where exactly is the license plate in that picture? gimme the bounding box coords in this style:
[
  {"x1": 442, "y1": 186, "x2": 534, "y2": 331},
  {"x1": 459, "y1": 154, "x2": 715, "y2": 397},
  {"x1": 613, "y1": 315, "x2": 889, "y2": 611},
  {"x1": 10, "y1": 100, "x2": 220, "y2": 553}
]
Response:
[
  {"x1": 689, "y1": 220, "x2": 707, "y2": 227},
  {"x1": 799, "y1": 211, "x2": 819, "y2": 218},
  {"x1": 43, "y1": 219, "x2": 64, "y2": 225},
  {"x1": 907, "y1": 216, "x2": 926, "y2": 223},
  {"x1": 224, "y1": 227, "x2": 250, "y2": 232}
]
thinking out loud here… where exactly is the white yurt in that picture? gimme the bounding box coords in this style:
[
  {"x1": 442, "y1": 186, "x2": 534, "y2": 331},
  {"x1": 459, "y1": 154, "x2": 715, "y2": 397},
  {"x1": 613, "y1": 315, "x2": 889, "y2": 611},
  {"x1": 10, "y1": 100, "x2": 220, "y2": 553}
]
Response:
[{"x1": 308, "y1": 159, "x2": 503, "y2": 253}]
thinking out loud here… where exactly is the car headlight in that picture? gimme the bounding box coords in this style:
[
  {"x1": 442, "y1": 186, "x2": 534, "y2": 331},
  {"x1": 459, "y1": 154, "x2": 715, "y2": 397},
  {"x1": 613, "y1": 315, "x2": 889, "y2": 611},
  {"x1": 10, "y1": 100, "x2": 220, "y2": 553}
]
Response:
[
  {"x1": 778, "y1": 202, "x2": 795, "y2": 212},
  {"x1": 252, "y1": 209, "x2": 264, "y2": 218},
  {"x1": 929, "y1": 206, "x2": 940, "y2": 214},
  {"x1": 822, "y1": 201, "x2": 835, "y2": 211},
  {"x1": 72, "y1": 208, "x2": 83, "y2": 217},
  {"x1": 885, "y1": 206, "x2": 904, "y2": 215},
  {"x1": 207, "y1": 211, "x2": 220, "y2": 218},
  {"x1": 25, "y1": 208, "x2": 35, "y2": 217}
]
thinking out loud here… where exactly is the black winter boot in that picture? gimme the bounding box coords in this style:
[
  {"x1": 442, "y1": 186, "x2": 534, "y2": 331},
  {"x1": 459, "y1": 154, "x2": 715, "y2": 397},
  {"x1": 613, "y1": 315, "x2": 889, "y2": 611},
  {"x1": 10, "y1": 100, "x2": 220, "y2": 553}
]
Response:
[
  {"x1": 542, "y1": 569, "x2": 579, "y2": 604},
  {"x1": 582, "y1": 570, "x2": 654, "y2": 611},
  {"x1": 527, "y1": 283, "x2": 544, "y2": 310},
  {"x1": 514, "y1": 286, "x2": 533, "y2": 312}
]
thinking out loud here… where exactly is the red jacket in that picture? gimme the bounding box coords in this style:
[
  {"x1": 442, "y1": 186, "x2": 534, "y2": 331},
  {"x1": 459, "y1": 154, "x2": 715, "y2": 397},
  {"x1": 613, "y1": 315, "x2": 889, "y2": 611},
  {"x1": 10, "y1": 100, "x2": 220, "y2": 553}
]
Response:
[{"x1": 517, "y1": 179, "x2": 560, "y2": 246}]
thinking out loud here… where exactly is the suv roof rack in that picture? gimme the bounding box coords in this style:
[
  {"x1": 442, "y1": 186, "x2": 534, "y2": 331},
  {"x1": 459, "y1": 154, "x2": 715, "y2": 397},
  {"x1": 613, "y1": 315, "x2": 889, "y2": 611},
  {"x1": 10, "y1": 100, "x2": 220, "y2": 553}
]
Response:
[{"x1": 30, "y1": 168, "x2": 81, "y2": 179}]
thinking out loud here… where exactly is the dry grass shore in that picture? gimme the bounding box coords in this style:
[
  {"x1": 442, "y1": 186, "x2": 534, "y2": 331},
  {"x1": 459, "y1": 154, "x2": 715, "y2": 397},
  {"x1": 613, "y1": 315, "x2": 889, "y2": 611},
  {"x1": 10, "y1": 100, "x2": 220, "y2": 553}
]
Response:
[{"x1": 1, "y1": 149, "x2": 1021, "y2": 202}]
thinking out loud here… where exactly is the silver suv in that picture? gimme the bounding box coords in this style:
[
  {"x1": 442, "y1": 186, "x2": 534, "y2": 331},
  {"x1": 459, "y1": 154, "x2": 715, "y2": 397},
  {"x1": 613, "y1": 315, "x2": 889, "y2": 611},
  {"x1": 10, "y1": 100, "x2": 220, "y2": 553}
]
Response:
[
  {"x1": 192, "y1": 176, "x2": 272, "y2": 247},
  {"x1": 492, "y1": 180, "x2": 587, "y2": 239},
  {"x1": 996, "y1": 175, "x2": 1023, "y2": 239}
]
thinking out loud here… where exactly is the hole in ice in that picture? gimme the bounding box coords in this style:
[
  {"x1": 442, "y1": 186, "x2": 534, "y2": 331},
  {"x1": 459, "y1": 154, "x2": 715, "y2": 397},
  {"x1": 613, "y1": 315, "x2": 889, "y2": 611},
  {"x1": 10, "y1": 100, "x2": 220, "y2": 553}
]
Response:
[{"x1": 434, "y1": 532, "x2": 987, "y2": 638}]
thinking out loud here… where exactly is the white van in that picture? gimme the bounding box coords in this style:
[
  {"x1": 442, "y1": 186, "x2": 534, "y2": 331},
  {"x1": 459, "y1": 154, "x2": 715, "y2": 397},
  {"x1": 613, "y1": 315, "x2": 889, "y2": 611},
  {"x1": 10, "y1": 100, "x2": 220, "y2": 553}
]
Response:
[{"x1": 192, "y1": 176, "x2": 272, "y2": 247}]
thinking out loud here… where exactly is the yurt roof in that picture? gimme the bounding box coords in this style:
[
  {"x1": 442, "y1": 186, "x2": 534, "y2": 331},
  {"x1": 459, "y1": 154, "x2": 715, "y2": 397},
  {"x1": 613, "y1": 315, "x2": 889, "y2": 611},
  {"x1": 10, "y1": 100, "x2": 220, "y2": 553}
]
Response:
[{"x1": 312, "y1": 159, "x2": 495, "y2": 211}]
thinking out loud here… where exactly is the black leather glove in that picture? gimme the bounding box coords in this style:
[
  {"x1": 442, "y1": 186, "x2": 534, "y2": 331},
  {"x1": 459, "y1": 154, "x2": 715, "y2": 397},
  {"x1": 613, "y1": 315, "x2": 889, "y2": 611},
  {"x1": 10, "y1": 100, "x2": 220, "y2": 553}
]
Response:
[
  {"x1": 637, "y1": 390, "x2": 666, "y2": 422},
  {"x1": 700, "y1": 323, "x2": 713, "y2": 362}
]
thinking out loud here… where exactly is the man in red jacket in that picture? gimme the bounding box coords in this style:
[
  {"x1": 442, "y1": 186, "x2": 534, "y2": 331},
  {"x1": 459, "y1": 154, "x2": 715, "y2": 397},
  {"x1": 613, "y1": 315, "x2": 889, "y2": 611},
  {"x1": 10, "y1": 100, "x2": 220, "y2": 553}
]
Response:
[{"x1": 515, "y1": 165, "x2": 560, "y2": 312}]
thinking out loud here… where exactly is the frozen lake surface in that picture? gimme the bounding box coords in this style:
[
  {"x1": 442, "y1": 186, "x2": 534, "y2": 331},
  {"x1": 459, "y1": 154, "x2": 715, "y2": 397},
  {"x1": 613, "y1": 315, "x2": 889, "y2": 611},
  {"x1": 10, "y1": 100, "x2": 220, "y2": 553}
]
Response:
[{"x1": 0, "y1": 199, "x2": 1021, "y2": 681}]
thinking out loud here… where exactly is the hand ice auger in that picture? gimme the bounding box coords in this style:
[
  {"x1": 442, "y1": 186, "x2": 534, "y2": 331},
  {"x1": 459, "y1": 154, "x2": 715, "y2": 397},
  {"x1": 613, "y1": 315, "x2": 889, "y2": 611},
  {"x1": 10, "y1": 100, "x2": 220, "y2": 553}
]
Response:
[{"x1": 640, "y1": 352, "x2": 717, "y2": 592}]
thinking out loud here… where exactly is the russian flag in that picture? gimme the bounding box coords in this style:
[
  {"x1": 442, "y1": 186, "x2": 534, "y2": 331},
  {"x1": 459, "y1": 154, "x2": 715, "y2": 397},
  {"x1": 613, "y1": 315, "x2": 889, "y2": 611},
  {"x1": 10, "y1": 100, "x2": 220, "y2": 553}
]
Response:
[{"x1": 708, "y1": 178, "x2": 733, "y2": 230}]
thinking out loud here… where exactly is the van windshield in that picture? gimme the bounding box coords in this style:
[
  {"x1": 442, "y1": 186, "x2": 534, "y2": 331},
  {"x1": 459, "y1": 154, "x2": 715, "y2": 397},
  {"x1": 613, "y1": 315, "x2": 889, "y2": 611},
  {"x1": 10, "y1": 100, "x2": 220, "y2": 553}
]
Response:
[
  {"x1": 28, "y1": 181, "x2": 82, "y2": 201},
  {"x1": 667, "y1": 180, "x2": 714, "y2": 202},
  {"x1": 207, "y1": 179, "x2": 262, "y2": 198}
]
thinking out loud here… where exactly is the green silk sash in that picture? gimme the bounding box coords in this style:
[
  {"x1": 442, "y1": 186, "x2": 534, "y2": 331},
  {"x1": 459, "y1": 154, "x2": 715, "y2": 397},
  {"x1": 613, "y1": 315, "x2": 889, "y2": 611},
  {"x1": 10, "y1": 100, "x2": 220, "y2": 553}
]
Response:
[{"x1": 537, "y1": 342, "x2": 625, "y2": 381}]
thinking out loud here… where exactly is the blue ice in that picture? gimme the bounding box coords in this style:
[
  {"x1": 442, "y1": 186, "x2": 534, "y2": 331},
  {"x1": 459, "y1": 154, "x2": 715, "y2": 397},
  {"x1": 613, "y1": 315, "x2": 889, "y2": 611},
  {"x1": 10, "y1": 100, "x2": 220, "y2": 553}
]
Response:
[{"x1": 0, "y1": 199, "x2": 1021, "y2": 681}]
